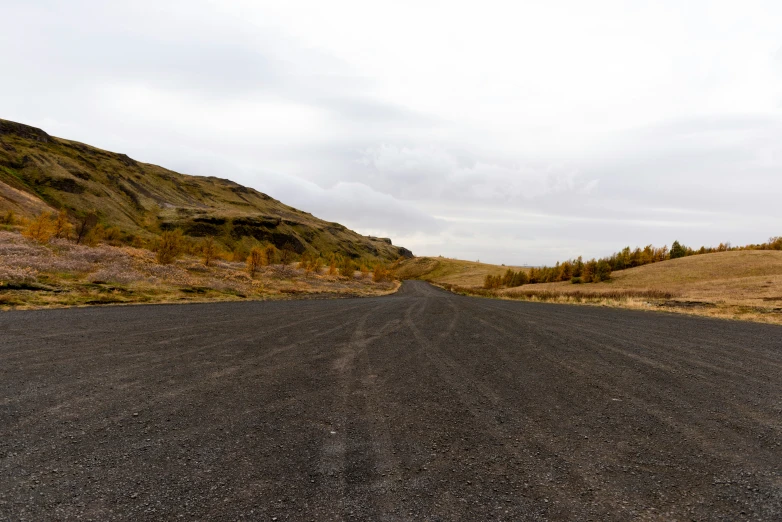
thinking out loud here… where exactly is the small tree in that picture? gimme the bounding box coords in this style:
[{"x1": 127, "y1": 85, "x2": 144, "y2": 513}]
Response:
[
  {"x1": 299, "y1": 252, "x2": 316, "y2": 274},
  {"x1": 311, "y1": 255, "x2": 323, "y2": 274},
  {"x1": 85, "y1": 223, "x2": 106, "y2": 247},
  {"x1": 373, "y1": 263, "x2": 391, "y2": 283},
  {"x1": 74, "y1": 211, "x2": 98, "y2": 244},
  {"x1": 510, "y1": 270, "x2": 528, "y2": 287},
  {"x1": 279, "y1": 243, "x2": 295, "y2": 266},
  {"x1": 582, "y1": 259, "x2": 598, "y2": 283},
  {"x1": 247, "y1": 247, "x2": 264, "y2": 277},
  {"x1": 52, "y1": 210, "x2": 72, "y2": 239},
  {"x1": 299, "y1": 252, "x2": 324, "y2": 275},
  {"x1": 559, "y1": 262, "x2": 572, "y2": 281},
  {"x1": 339, "y1": 257, "x2": 356, "y2": 278},
  {"x1": 573, "y1": 256, "x2": 584, "y2": 277},
  {"x1": 156, "y1": 229, "x2": 184, "y2": 264},
  {"x1": 201, "y1": 236, "x2": 218, "y2": 267},
  {"x1": 483, "y1": 273, "x2": 494, "y2": 289},
  {"x1": 594, "y1": 260, "x2": 612, "y2": 282},
  {"x1": 22, "y1": 213, "x2": 55, "y2": 243},
  {"x1": 103, "y1": 226, "x2": 123, "y2": 244},
  {"x1": 263, "y1": 244, "x2": 277, "y2": 265},
  {"x1": 670, "y1": 240, "x2": 687, "y2": 259}
]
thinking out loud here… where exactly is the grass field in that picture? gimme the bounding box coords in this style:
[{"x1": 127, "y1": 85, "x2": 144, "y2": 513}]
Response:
[{"x1": 398, "y1": 251, "x2": 782, "y2": 325}]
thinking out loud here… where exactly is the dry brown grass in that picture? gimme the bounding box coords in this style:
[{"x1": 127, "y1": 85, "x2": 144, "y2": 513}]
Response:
[
  {"x1": 0, "y1": 231, "x2": 399, "y2": 310},
  {"x1": 505, "y1": 250, "x2": 782, "y2": 298}
]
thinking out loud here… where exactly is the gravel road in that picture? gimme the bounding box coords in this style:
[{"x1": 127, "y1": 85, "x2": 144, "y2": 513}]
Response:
[{"x1": 1, "y1": 281, "x2": 781, "y2": 520}]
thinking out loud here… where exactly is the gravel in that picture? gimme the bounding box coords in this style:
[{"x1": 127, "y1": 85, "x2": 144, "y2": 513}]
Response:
[{"x1": 1, "y1": 281, "x2": 781, "y2": 520}]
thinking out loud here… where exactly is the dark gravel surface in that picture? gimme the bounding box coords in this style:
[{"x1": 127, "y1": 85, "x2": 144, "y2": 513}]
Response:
[{"x1": 1, "y1": 281, "x2": 781, "y2": 521}]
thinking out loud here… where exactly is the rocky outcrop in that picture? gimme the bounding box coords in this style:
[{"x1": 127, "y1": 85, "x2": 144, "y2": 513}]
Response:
[
  {"x1": 397, "y1": 246, "x2": 414, "y2": 259},
  {"x1": 0, "y1": 120, "x2": 51, "y2": 143}
]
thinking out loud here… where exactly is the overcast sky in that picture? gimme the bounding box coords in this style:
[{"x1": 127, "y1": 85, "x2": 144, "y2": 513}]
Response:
[{"x1": 2, "y1": 1, "x2": 781, "y2": 264}]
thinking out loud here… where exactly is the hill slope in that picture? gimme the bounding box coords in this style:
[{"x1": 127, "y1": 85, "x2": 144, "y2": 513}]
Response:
[
  {"x1": 395, "y1": 257, "x2": 528, "y2": 287},
  {"x1": 508, "y1": 250, "x2": 782, "y2": 306},
  {"x1": 0, "y1": 119, "x2": 411, "y2": 261}
]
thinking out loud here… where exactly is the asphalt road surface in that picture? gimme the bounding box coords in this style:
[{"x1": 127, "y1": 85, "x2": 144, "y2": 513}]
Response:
[{"x1": 1, "y1": 281, "x2": 781, "y2": 521}]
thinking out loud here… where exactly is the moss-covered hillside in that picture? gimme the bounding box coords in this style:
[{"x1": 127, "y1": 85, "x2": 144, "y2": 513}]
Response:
[{"x1": 0, "y1": 119, "x2": 412, "y2": 261}]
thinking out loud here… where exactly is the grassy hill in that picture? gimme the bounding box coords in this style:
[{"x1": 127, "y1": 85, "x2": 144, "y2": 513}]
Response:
[
  {"x1": 394, "y1": 257, "x2": 528, "y2": 287},
  {"x1": 505, "y1": 250, "x2": 782, "y2": 306},
  {"x1": 0, "y1": 119, "x2": 411, "y2": 261}
]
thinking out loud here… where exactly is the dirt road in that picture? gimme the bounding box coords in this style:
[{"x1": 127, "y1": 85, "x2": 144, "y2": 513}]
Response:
[{"x1": 1, "y1": 281, "x2": 781, "y2": 520}]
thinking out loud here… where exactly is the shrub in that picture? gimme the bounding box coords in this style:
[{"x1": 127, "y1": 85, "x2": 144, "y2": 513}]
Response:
[
  {"x1": 310, "y1": 256, "x2": 323, "y2": 274},
  {"x1": 483, "y1": 274, "x2": 499, "y2": 289},
  {"x1": 247, "y1": 247, "x2": 264, "y2": 277},
  {"x1": 571, "y1": 276, "x2": 582, "y2": 284},
  {"x1": 74, "y1": 211, "x2": 98, "y2": 244},
  {"x1": 373, "y1": 263, "x2": 392, "y2": 282},
  {"x1": 130, "y1": 235, "x2": 147, "y2": 249},
  {"x1": 263, "y1": 244, "x2": 277, "y2": 265},
  {"x1": 339, "y1": 257, "x2": 356, "y2": 278},
  {"x1": 103, "y1": 226, "x2": 123, "y2": 243},
  {"x1": 85, "y1": 224, "x2": 106, "y2": 247},
  {"x1": 299, "y1": 252, "x2": 322, "y2": 274},
  {"x1": 582, "y1": 259, "x2": 597, "y2": 283},
  {"x1": 156, "y1": 229, "x2": 184, "y2": 264},
  {"x1": 53, "y1": 210, "x2": 73, "y2": 239},
  {"x1": 279, "y1": 243, "x2": 295, "y2": 266},
  {"x1": 201, "y1": 236, "x2": 218, "y2": 266},
  {"x1": 22, "y1": 213, "x2": 55, "y2": 243},
  {"x1": 483, "y1": 274, "x2": 492, "y2": 289},
  {"x1": 1, "y1": 210, "x2": 15, "y2": 225},
  {"x1": 594, "y1": 260, "x2": 612, "y2": 282}
]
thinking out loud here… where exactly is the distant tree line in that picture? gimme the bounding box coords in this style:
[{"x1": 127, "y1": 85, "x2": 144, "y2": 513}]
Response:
[
  {"x1": 484, "y1": 257, "x2": 612, "y2": 289},
  {"x1": 484, "y1": 237, "x2": 782, "y2": 290}
]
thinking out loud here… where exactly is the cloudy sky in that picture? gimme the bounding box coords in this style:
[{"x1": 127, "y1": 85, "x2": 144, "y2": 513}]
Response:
[{"x1": 3, "y1": 0, "x2": 781, "y2": 264}]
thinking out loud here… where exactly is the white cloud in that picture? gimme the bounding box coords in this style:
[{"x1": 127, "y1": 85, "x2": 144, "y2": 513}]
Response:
[{"x1": 1, "y1": 0, "x2": 782, "y2": 265}]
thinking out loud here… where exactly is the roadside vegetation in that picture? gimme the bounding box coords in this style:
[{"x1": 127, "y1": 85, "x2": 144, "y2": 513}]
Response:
[{"x1": 0, "y1": 211, "x2": 400, "y2": 309}]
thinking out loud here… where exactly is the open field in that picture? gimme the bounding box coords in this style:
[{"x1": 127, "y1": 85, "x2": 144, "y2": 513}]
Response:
[
  {"x1": 399, "y1": 251, "x2": 782, "y2": 325},
  {"x1": 2, "y1": 281, "x2": 781, "y2": 520},
  {"x1": 0, "y1": 231, "x2": 397, "y2": 309},
  {"x1": 394, "y1": 256, "x2": 528, "y2": 287}
]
